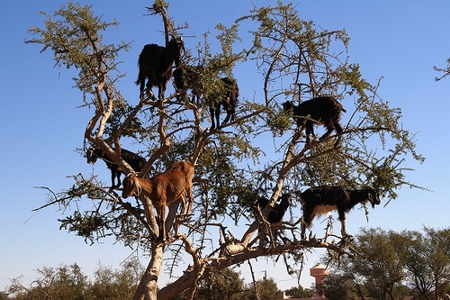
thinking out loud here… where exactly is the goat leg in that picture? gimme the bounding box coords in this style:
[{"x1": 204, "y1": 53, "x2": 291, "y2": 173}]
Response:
[
  {"x1": 300, "y1": 218, "x2": 307, "y2": 240},
  {"x1": 185, "y1": 187, "x2": 194, "y2": 216},
  {"x1": 178, "y1": 194, "x2": 187, "y2": 216},
  {"x1": 338, "y1": 210, "x2": 350, "y2": 237},
  {"x1": 165, "y1": 201, "x2": 180, "y2": 237},
  {"x1": 209, "y1": 106, "x2": 217, "y2": 129},
  {"x1": 305, "y1": 125, "x2": 314, "y2": 145},
  {"x1": 340, "y1": 219, "x2": 350, "y2": 237},
  {"x1": 319, "y1": 129, "x2": 333, "y2": 141},
  {"x1": 158, "y1": 206, "x2": 167, "y2": 241},
  {"x1": 333, "y1": 124, "x2": 344, "y2": 147},
  {"x1": 222, "y1": 111, "x2": 232, "y2": 125}
]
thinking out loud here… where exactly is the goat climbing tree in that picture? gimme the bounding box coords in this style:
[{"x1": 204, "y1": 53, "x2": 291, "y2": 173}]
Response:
[{"x1": 27, "y1": 1, "x2": 425, "y2": 299}]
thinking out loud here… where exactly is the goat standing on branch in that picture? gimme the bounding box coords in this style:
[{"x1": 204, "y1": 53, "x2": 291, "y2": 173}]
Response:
[
  {"x1": 255, "y1": 193, "x2": 291, "y2": 224},
  {"x1": 122, "y1": 161, "x2": 195, "y2": 241},
  {"x1": 173, "y1": 65, "x2": 204, "y2": 103},
  {"x1": 174, "y1": 69, "x2": 240, "y2": 129},
  {"x1": 298, "y1": 186, "x2": 380, "y2": 240},
  {"x1": 209, "y1": 77, "x2": 239, "y2": 129},
  {"x1": 135, "y1": 36, "x2": 184, "y2": 100},
  {"x1": 282, "y1": 96, "x2": 346, "y2": 146},
  {"x1": 86, "y1": 146, "x2": 147, "y2": 189}
]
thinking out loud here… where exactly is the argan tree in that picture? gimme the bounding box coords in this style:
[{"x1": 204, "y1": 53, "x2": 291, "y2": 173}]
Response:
[{"x1": 27, "y1": 1, "x2": 425, "y2": 299}]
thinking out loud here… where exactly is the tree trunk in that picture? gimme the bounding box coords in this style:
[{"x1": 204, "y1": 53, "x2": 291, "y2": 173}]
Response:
[{"x1": 133, "y1": 244, "x2": 164, "y2": 300}]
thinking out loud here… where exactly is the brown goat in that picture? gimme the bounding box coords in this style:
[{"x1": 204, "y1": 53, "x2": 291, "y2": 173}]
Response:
[{"x1": 122, "y1": 161, "x2": 195, "y2": 240}]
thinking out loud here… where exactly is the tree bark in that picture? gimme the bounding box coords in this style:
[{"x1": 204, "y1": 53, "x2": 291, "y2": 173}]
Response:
[{"x1": 133, "y1": 244, "x2": 164, "y2": 300}]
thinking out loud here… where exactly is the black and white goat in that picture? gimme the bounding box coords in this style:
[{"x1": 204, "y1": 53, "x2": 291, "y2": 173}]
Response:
[
  {"x1": 255, "y1": 193, "x2": 291, "y2": 224},
  {"x1": 298, "y1": 186, "x2": 380, "y2": 239},
  {"x1": 86, "y1": 147, "x2": 147, "y2": 188},
  {"x1": 282, "y1": 96, "x2": 346, "y2": 146},
  {"x1": 209, "y1": 77, "x2": 239, "y2": 129},
  {"x1": 135, "y1": 36, "x2": 184, "y2": 99}
]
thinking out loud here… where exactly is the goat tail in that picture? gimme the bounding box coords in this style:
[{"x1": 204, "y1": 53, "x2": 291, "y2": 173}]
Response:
[
  {"x1": 135, "y1": 70, "x2": 144, "y2": 86},
  {"x1": 134, "y1": 78, "x2": 141, "y2": 86}
]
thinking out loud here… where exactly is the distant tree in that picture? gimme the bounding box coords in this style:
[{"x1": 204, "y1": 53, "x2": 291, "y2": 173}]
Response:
[
  {"x1": 26, "y1": 1, "x2": 425, "y2": 299},
  {"x1": 426, "y1": 227, "x2": 450, "y2": 298},
  {"x1": 284, "y1": 285, "x2": 315, "y2": 298},
  {"x1": 246, "y1": 277, "x2": 282, "y2": 300},
  {"x1": 325, "y1": 228, "x2": 450, "y2": 300},
  {"x1": 87, "y1": 257, "x2": 144, "y2": 300},
  {"x1": 6, "y1": 259, "x2": 143, "y2": 300},
  {"x1": 7, "y1": 263, "x2": 89, "y2": 300},
  {"x1": 323, "y1": 274, "x2": 359, "y2": 300},
  {"x1": 194, "y1": 268, "x2": 246, "y2": 300},
  {"x1": 402, "y1": 228, "x2": 450, "y2": 300},
  {"x1": 169, "y1": 268, "x2": 249, "y2": 300},
  {"x1": 327, "y1": 228, "x2": 406, "y2": 300}
]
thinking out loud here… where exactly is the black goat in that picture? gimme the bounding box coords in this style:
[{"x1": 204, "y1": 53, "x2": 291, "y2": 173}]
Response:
[
  {"x1": 282, "y1": 96, "x2": 346, "y2": 146},
  {"x1": 86, "y1": 147, "x2": 147, "y2": 188},
  {"x1": 173, "y1": 69, "x2": 239, "y2": 129},
  {"x1": 135, "y1": 36, "x2": 184, "y2": 99},
  {"x1": 298, "y1": 186, "x2": 380, "y2": 239},
  {"x1": 255, "y1": 193, "x2": 291, "y2": 223},
  {"x1": 209, "y1": 77, "x2": 239, "y2": 129},
  {"x1": 173, "y1": 65, "x2": 204, "y2": 103}
]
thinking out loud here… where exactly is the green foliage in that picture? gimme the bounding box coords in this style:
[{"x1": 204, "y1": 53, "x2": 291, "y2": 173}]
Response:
[
  {"x1": 26, "y1": 2, "x2": 130, "y2": 99},
  {"x1": 284, "y1": 285, "x2": 315, "y2": 298},
  {"x1": 29, "y1": 0, "x2": 425, "y2": 241},
  {"x1": 195, "y1": 268, "x2": 246, "y2": 300},
  {"x1": 6, "y1": 260, "x2": 143, "y2": 300},
  {"x1": 87, "y1": 258, "x2": 144, "y2": 300},
  {"x1": 339, "y1": 228, "x2": 406, "y2": 299},
  {"x1": 400, "y1": 228, "x2": 450, "y2": 300},
  {"x1": 323, "y1": 274, "x2": 359, "y2": 300},
  {"x1": 7, "y1": 263, "x2": 89, "y2": 300},
  {"x1": 325, "y1": 227, "x2": 450, "y2": 300},
  {"x1": 242, "y1": 277, "x2": 282, "y2": 300}
]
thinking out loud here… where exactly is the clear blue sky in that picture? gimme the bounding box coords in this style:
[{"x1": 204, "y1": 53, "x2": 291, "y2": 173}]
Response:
[{"x1": 1, "y1": 0, "x2": 449, "y2": 293}]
